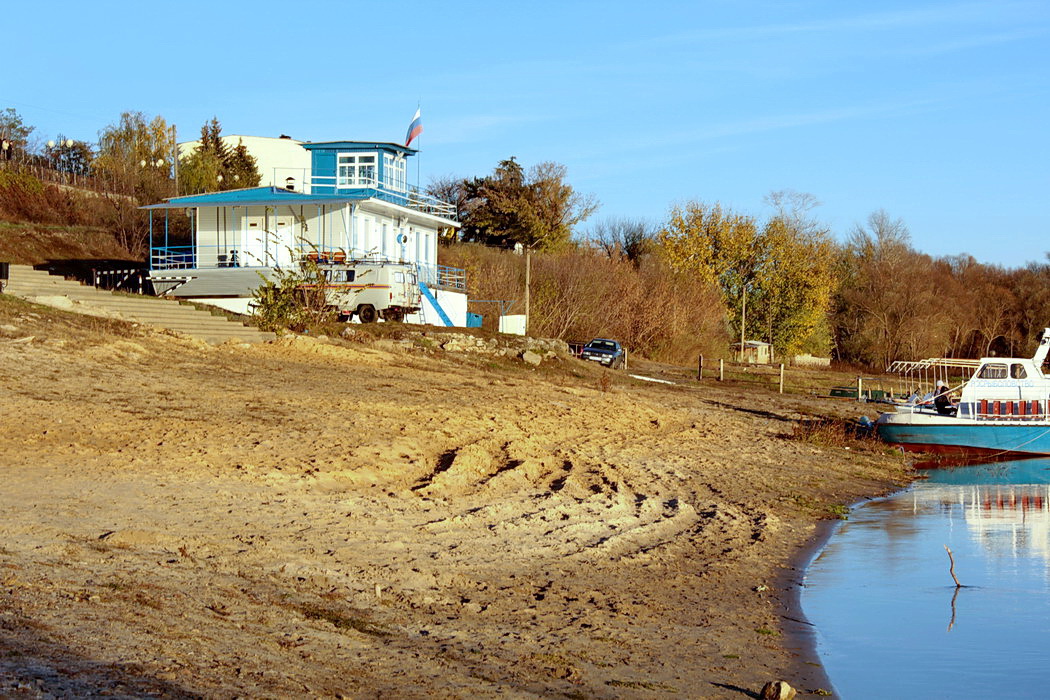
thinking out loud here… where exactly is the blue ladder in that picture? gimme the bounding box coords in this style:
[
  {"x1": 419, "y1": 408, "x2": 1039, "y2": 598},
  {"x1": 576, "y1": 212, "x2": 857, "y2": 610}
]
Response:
[{"x1": 419, "y1": 282, "x2": 453, "y2": 327}]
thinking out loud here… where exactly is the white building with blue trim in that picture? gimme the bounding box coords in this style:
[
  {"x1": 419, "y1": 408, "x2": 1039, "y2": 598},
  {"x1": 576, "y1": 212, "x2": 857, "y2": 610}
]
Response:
[{"x1": 144, "y1": 138, "x2": 465, "y2": 326}]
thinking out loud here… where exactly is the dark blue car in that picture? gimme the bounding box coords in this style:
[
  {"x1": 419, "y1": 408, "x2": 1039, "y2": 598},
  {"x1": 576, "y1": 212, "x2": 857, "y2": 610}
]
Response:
[{"x1": 580, "y1": 338, "x2": 625, "y2": 369}]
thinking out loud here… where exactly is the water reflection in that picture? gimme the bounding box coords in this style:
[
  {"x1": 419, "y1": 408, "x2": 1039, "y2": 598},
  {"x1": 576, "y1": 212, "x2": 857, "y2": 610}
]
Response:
[{"x1": 804, "y1": 457, "x2": 1050, "y2": 699}]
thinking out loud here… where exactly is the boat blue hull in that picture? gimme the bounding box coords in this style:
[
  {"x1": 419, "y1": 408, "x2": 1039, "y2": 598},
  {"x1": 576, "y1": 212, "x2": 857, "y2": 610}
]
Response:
[{"x1": 877, "y1": 422, "x2": 1050, "y2": 456}]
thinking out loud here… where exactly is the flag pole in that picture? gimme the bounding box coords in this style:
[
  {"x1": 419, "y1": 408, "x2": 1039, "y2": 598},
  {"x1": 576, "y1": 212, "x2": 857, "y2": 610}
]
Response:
[{"x1": 416, "y1": 100, "x2": 421, "y2": 192}]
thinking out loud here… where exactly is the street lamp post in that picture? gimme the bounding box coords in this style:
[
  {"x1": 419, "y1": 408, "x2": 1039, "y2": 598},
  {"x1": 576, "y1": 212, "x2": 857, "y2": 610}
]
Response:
[{"x1": 46, "y1": 138, "x2": 75, "y2": 181}]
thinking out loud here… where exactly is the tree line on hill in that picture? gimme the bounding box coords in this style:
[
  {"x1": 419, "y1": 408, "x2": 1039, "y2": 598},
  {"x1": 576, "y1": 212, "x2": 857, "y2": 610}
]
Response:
[
  {"x1": 3, "y1": 105, "x2": 1047, "y2": 367},
  {"x1": 434, "y1": 161, "x2": 1050, "y2": 367},
  {"x1": 0, "y1": 108, "x2": 258, "y2": 256}
]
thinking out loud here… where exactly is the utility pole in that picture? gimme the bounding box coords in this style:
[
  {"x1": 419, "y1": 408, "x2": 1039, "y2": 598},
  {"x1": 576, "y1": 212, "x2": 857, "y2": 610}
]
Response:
[
  {"x1": 739, "y1": 284, "x2": 747, "y2": 363},
  {"x1": 171, "y1": 124, "x2": 178, "y2": 195}
]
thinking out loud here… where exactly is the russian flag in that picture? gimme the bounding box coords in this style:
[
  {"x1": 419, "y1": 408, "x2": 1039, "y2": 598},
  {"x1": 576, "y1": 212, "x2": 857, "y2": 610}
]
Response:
[{"x1": 405, "y1": 108, "x2": 423, "y2": 148}]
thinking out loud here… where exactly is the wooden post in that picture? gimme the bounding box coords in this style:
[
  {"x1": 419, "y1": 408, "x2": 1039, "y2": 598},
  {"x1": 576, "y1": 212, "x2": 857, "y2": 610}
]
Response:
[
  {"x1": 524, "y1": 249, "x2": 531, "y2": 335},
  {"x1": 624, "y1": 349, "x2": 628, "y2": 371},
  {"x1": 857, "y1": 376, "x2": 864, "y2": 402},
  {"x1": 719, "y1": 358, "x2": 724, "y2": 382},
  {"x1": 697, "y1": 354, "x2": 703, "y2": 381},
  {"x1": 779, "y1": 363, "x2": 784, "y2": 394},
  {"x1": 739, "y1": 286, "x2": 747, "y2": 363}
]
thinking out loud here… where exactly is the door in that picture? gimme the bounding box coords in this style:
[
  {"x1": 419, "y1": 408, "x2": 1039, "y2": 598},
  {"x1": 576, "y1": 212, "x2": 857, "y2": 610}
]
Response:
[{"x1": 271, "y1": 216, "x2": 295, "y2": 268}]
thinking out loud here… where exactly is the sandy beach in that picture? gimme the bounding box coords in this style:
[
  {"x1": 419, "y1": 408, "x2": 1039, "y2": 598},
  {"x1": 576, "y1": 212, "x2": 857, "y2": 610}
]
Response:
[{"x1": 0, "y1": 301, "x2": 911, "y2": 698}]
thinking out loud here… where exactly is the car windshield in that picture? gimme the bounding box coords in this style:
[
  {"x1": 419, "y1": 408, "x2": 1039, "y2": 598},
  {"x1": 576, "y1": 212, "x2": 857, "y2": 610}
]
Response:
[{"x1": 589, "y1": 340, "x2": 616, "y2": 350}]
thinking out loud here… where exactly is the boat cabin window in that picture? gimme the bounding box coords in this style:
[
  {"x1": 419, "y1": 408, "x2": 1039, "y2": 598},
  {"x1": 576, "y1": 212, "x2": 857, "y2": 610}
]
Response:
[
  {"x1": 977, "y1": 363, "x2": 1008, "y2": 379},
  {"x1": 1011, "y1": 363, "x2": 1028, "y2": 379}
]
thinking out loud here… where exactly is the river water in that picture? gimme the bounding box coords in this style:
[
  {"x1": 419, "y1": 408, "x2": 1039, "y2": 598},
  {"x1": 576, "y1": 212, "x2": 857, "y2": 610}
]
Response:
[{"x1": 803, "y1": 457, "x2": 1050, "y2": 698}]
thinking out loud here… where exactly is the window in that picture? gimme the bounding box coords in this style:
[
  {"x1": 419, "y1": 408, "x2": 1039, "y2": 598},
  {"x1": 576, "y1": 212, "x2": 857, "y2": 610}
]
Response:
[
  {"x1": 1011, "y1": 364, "x2": 1028, "y2": 379},
  {"x1": 394, "y1": 271, "x2": 405, "y2": 283},
  {"x1": 322, "y1": 269, "x2": 354, "y2": 283},
  {"x1": 978, "y1": 363, "x2": 1008, "y2": 379},
  {"x1": 383, "y1": 153, "x2": 406, "y2": 191},
  {"x1": 337, "y1": 153, "x2": 377, "y2": 187}
]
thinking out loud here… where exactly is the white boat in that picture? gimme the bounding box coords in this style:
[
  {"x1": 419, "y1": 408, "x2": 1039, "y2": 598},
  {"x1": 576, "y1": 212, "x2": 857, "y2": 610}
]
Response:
[{"x1": 876, "y1": 329, "x2": 1050, "y2": 455}]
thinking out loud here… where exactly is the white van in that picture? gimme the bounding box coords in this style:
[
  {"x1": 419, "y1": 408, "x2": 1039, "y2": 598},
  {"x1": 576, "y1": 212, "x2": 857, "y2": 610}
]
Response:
[{"x1": 312, "y1": 260, "x2": 421, "y2": 323}]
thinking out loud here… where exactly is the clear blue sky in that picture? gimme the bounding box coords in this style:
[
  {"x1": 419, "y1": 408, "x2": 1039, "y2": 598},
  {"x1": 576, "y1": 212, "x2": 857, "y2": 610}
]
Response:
[{"x1": 5, "y1": 1, "x2": 1048, "y2": 268}]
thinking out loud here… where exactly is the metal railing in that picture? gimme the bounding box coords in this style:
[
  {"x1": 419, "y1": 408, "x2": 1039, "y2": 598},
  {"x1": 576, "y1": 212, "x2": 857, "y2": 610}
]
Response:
[
  {"x1": 149, "y1": 244, "x2": 468, "y2": 292},
  {"x1": 417, "y1": 264, "x2": 467, "y2": 291},
  {"x1": 94, "y1": 268, "x2": 148, "y2": 293},
  {"x1": 150, "y1": 245, "x2": 274, "y2": 270},
  {"x1": 303, "y1": 175, "x2": 456, "y2": 217}
]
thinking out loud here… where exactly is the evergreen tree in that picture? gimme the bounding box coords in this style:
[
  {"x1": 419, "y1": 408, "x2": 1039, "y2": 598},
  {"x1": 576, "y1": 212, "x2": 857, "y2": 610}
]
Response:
[{"x1": 178, "y1": 118, "x2": 260, "y2": 194}]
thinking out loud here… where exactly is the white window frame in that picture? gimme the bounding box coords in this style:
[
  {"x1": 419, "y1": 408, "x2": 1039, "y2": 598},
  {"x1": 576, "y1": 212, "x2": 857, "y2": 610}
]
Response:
[
  {"x1": 336, "y1": 152, "x2": 378, "y2": 187},
  {"x1": 383, "y1": 153, "x2": 407, "y2": 192}
]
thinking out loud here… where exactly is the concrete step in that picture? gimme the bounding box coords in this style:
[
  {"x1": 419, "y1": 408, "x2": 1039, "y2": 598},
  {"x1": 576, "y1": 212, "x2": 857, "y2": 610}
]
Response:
[{"x1": 4, "y1": 265, "x2": 274, "y2": 344}]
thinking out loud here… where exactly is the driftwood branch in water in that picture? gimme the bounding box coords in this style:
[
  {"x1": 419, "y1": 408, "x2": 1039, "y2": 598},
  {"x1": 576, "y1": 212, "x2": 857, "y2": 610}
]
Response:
[{"x1": 944, "y1": 545, "x2": 962, "y2": 588}]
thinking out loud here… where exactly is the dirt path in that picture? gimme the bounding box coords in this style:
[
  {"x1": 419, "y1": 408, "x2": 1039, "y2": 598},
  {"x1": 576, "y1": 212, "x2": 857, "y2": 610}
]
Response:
[{"x1": 0, "y1": 305, "x2": 910, "y2": 698}]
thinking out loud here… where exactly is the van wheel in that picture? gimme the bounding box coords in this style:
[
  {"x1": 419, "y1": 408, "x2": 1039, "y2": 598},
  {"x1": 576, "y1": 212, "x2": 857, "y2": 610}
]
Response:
[{"x1": 357, "y1": 304, "x2": 378, "y2": 323}]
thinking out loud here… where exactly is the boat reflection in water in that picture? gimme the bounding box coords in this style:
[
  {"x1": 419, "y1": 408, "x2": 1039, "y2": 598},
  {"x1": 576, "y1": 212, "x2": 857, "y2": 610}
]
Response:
[{"x1": 803, "y1": 457, "x2": 1050, "y2": 698}]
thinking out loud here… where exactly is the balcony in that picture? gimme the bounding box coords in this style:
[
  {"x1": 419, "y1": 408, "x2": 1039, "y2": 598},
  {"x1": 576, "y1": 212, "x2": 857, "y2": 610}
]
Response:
[{"x1": 279, "y1": 173, "x2": 455, "y2": 218}]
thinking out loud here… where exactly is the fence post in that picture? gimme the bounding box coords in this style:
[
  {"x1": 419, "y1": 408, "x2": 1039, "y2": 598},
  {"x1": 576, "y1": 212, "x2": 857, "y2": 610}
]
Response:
[
  {"x1": 624, "y1": 349, "x2": 628, "y2": 371},
  {"x1": 857, "y1": 376, "x2": 864, "y2": 402},
  {"x1": 719, "y1": 358, "x2": 724, "y2": 382},
  {"x1": 698, "y1": 354, "x2": 703, "y2": 381},
  {"x1": 779, "y1": 363, "x2": 785, "y2": 394}
]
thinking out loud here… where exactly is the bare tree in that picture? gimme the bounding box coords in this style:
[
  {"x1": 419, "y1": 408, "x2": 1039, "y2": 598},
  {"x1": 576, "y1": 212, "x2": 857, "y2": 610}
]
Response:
[{"x1": 587, "y1": 217, "x2": 656, "y2": 266}]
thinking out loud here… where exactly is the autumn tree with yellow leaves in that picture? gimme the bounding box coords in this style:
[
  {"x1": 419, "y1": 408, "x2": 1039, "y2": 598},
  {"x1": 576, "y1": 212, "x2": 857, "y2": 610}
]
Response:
[{"x1": 658, "y1": 192, "x2": 836, "y2": 358}]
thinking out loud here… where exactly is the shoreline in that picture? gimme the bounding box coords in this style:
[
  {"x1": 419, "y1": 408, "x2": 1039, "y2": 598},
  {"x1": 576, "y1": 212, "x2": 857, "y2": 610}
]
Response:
[
  {"x1": 780, "y1": 477, "x2": 918, "y2": 696},
  {"x1": 778, "y1": 518, "x2": 841, "y2": 695}
]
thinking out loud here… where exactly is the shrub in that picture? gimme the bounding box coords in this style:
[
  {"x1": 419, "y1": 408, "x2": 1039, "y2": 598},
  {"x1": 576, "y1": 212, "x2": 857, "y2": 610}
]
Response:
[{"x1": 251, "y1": 257, "x2": 334, "y2": 332}]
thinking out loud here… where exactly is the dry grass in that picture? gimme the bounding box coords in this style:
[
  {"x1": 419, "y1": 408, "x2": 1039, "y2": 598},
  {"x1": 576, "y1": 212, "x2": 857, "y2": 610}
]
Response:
[
  {"x1": 0, "y1": 294, "x2": 145, "y2": 344},
  {"x1": 0, "y1": 220, "x2": 134, "y2": 266},
  {"x1": 439, "y1": 242, "x2": 730, "y2": 364},
  {"x1": 790, "y1": 416, "x2": 878, "y2": 450}
]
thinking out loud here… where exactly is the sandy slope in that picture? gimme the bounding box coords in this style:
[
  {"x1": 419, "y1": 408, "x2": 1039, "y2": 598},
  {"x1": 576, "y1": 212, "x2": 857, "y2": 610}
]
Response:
[{"x1": 0, "y1": 315, "x2": 909, "y2": 699}]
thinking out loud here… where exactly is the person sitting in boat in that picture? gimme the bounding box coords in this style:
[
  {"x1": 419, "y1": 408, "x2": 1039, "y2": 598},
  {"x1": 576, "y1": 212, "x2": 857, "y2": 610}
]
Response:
[{"x1": 933, "y1": 380, "x2": 957, "y2": 416}]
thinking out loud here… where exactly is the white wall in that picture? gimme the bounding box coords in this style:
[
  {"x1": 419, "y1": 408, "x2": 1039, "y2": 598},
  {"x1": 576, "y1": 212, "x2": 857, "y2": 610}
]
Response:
[
  {"x1": 178, "y1": 135, "x2": 310, "y2": 188},
  {"x1": 406, "y1": 289, "x2": 467, "y2": 327}
]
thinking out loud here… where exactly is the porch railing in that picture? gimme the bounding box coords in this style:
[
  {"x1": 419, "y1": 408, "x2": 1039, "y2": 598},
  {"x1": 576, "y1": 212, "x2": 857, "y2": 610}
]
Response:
[{"x1": 149, "y1": 244, "x2": 467, "y2": 292}]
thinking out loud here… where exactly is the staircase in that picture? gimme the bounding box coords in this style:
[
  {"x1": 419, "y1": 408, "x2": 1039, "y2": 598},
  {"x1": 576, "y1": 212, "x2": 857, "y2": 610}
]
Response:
[
  {"x1": 419, "y1": 282, "x2": 453, "y2": 327},
  {"x1": 2, "y1": 265, "x2": 275, "y2": 345}
]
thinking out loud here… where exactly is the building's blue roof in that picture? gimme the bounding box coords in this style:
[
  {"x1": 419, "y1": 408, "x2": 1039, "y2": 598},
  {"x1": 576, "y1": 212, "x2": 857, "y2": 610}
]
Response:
[
  {"x1": 302, "y1": 141, "x2": 416, "y2": 154},
  {"x1": 141, "y1": 186, "x2": 367, "y2": 210}
]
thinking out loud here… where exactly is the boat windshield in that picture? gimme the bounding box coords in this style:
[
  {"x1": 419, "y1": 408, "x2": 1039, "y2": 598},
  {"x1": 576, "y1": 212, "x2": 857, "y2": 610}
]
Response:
[{"x1": 978, "y1": 363, "x2": 1008, "y2": 379}]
